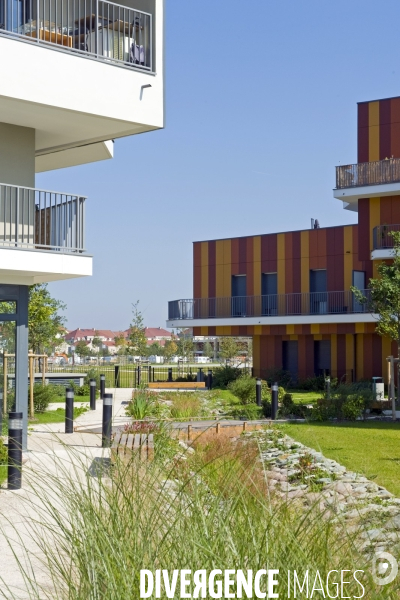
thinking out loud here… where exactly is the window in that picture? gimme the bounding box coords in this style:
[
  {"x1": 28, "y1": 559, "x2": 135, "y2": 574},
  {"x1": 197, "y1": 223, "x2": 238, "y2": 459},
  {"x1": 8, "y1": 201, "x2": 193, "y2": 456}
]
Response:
[
  {"x1": 314, "y1": 340, "x2": 330, "y2": 376},
  {"x1": 310, "y1": 269, "x2": 327, "y2": 314},
  {"x1": 261, "y1": 273, "x2": 277, "y2": 315},
  {"x1": 352, "y1": 271, "x2": 366, "y2": 313},
  {"x1": 282, "y1": 341, "x2": 298, "y2": 381},
  {"x1": 231, "y1": 275, "x2": 246, "y2": 317}
]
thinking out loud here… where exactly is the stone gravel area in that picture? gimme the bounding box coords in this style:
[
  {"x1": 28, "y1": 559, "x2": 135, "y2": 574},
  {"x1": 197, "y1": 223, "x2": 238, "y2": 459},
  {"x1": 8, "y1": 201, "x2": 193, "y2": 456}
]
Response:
[{"x1": 249, "y1": 428, "x2": 400, "y2": 555}]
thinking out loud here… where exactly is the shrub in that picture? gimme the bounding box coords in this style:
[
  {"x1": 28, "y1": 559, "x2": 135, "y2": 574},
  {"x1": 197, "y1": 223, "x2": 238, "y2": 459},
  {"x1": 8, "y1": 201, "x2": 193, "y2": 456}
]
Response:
[
  {"x1": 310, "y1": 383, "x2": 373, "y2": 421},
  {"x1": 125, "y1": 390, "x2": 160, "y2": 420},
  {"x1": 211, "y1": 365, "x2": 242, "y2": 389},
  {"x1": 228, "y1": 375, "x2": 257, "y2": 405},
  {"x1": 228, "y1": 403, "x2": 263, "y2": 420},
  {"x1": 0, "y1": 438, "x2": 7, "y2": 465},
  {"x1": 170, "y1": 393, "x2": 201, "y2": 419},
  {"x1": 75, "y1": 383, "x2": 91, "y2": 396},
  {"x1": 263, "y1": 368, "x2": 292, "y2": 387},
  {"x1": 84, "y1": 368, "x2": 101, "y2": 388},
  {"x1": 296, "y1": 375, "x2": 326, "y2": 391},
  {"x1": 30, "y1": 384, "x2": 58, "y2": 413}
]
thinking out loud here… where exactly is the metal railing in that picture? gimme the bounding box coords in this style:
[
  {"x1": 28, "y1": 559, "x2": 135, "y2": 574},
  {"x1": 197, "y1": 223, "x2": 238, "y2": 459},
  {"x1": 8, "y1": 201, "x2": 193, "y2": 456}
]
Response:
[
  {"x1": 168, "y1": 290, "x2": 371, "y2": 320},
  {"x1": 0, "y1": 184, "x2": 86, "y2": 253},
  {"x1": 336, "y1": 157, "x2": 400, "y2": 189},
  {"x1": 373, "y1": 224, "x2": 400, "y2": 250},
  {"x1": 0, "y1": 0, "x2": 152, "y2": 71}
]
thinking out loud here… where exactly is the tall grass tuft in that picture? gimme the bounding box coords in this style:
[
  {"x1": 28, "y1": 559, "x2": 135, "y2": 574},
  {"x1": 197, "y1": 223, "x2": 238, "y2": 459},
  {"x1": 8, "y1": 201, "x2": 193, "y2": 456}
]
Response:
[{"x1": 0, "y1": 431, "x2": 398, "y2": 599}]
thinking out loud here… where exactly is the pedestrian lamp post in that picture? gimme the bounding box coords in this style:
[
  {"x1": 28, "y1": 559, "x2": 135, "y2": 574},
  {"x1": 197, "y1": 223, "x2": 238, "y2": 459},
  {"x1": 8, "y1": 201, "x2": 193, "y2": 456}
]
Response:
[
  {"x1": 102, "y1": 393, "x2": 113, "y2": 448},
  {"x1": 90, "y1": 378, "x2": 96, "y2": 410},
  {"x1": 256, "y1": 378, "x2": 262, "y2": 407},
  {"x1": 100, "y1": 374, "x2": 106, "y2": 399},
  {"x1": 325, "y1": 377, "x2": 331, "y2": 400},
  {"x1": 65, "y1": 387, "x2": 74, "y2": 434}
]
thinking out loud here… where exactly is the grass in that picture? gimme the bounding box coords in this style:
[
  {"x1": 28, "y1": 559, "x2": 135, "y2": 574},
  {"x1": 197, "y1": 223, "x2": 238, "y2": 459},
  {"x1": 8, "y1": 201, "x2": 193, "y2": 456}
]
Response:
[
  {"x1": 285, "y1": 421, "x2": 400, "y2": 496},
  {"x1": 2, "y1": 430, "x2": 395, "y2": 599},
  {"x1": 28, "y1": 406, "x2": 88, "y2": 424},
  {"x1": 289, "y1": 390, "x2": 322, "y2": 405},
  {"x1": 50, "y1": 395, "x2": 90, "y2": 403}
]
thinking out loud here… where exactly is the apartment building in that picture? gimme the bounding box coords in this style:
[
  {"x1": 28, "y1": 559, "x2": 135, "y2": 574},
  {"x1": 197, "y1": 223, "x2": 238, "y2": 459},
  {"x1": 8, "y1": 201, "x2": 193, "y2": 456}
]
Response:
[
  {"x1": 167, "y1": 94, "x2": 400, "y2": 384},
  {"x1": 0, "y1": 0, "x2": 165, "y2": 447}
]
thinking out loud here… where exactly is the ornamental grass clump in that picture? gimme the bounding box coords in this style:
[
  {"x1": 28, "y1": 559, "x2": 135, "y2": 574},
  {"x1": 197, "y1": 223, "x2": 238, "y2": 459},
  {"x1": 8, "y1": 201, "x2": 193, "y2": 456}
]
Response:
[{"x1": 1, "y1": 430, "x2": 396, "y2": 599}]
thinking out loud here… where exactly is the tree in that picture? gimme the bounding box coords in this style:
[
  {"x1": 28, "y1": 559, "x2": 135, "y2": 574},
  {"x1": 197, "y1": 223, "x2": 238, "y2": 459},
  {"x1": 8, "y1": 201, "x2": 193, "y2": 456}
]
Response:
[
  {"x1": 92, "y1": 331, "x2": 103, "y2": 353},
  {"x1": 164, "y1": 339, "x2": 178, "y2": 363},
  {"x1": 177, "y1": 329, "x2": 194, "y2": 362},
  {"x1": 75, "y1": 340, "x2": 91, "y2": 359},
  {"x1": 352, "y1": 231, "x2": 400, "y2": 358},
  {"x1": 219, "y1": 337, "x2": 239, "y2": 362},
  {"x1": 115, "y1": 335, "x2": 128, "y2": 355},
  {"x1": 128, "y1": 301, "x2": 147, "y2": 357},
  {"x1": 28, "y1": 284, "x2": 66, "y2": 354},
  {"x1": 203, "y1": 340, "x2": 214, "y2": 359},
  {"x1": 147, "y1": 342, "x2": 163, "y2": 357}
]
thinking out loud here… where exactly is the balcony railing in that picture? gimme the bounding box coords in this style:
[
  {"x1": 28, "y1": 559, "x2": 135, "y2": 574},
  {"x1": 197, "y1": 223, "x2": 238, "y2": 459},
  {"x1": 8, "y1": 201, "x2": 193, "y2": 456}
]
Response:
[
  {"x1": 373, "y1": 224, "x2": 400, "y2": 250},
  {"x1": 0, "y1": 184, "x2": 86, "y2": 253},
  {"x1": 336, "y1": 158, "x2": 400, "y2": 189},
  {"x1": 168, "y1": 291, "x2": 371, "y2": 321},
  {"x1": 0, "y1": 0, "x2": 152, "y2": 71}
]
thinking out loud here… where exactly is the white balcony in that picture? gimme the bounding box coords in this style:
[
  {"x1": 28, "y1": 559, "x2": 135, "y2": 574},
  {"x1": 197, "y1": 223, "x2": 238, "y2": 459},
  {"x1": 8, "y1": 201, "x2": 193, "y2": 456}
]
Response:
[
  {"x1": 0, "y1": 0, "x2": 164, "y2": 170},
  {"x1": 333, "y1": 158, "x2": 400, "y2": 211},
  {"x1": 0, "y1": 183, "x2": 92, "y2": 284}
]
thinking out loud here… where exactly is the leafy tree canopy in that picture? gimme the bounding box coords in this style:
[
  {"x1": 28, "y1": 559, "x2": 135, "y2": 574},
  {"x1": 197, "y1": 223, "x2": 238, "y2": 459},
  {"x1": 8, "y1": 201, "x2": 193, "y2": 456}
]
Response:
[{"x1": 28, "y1": 284, "x2": 66, "y2": 354}]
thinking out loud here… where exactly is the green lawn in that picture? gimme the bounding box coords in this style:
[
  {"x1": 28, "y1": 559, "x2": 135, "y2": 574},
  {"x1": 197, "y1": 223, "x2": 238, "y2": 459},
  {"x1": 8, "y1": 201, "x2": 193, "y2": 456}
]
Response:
[
  {"x1": 284, "y1": 421, "x2": 400, "y2": 496},
  {"x1": 28, "y1": 406, "x2": 88, "y2": 425},
  {"x1": 289, "y1": 390, "x2": 322, "y2": 405},
  {"x1": 50, "y1": 395, "x2": 91, "y2": 403}
]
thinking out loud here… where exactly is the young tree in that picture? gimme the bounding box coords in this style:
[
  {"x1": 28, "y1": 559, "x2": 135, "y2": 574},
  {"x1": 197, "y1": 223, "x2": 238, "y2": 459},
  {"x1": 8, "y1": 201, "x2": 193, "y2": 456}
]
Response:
[
  {"x1": 92, "y1": 331, "x2": 103, "y2": 354},
  {"x1": 163, "y1": 339, "x2": 178, "y2": 363},
  {"x1": 114, "y1": 335, "x2": 128, "y2": 355},
  {"x1": 28, "y1": 284, "x2": 66, "y2": 354},
  {"x1": 128, "y1": 300, "x2": 147, "y2": 358},
  {"x1": 74, "y1": 340, "x2": 91, "y2": 360},
  {"x1": 177, "y1": 329, "x2": 194, "y2": 362},
  {"x1": 148, "y1": 342, "x2": 163, "y2": 357},
  {"x1": 203, "y1": 340, "x2": 214, "y2": 359},
  {"x1": 352, "y1": 231, "x2": 400, "y2": 357},
  {"x1": 219, "y1": 337, "x2": 239, "y2": 362}
]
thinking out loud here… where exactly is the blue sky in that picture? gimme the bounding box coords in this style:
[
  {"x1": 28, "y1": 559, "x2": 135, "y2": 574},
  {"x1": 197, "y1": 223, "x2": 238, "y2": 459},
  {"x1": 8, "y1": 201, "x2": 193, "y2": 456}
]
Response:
[{"x1": 37, "y1": 0, "x2": 400, "y2": 330}]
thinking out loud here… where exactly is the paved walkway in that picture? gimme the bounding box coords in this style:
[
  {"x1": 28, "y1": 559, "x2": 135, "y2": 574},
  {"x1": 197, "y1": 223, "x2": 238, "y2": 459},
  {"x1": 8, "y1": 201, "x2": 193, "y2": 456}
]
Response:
[{"x1": 0, "y1": 387, "x2": 133, "y2": 599}]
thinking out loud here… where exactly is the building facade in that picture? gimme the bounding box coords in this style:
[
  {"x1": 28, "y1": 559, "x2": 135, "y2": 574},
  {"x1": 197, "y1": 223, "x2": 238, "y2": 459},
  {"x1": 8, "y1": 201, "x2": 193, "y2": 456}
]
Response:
[
  {"x1": 167, "y1": 95, "x2": 400, "y2": 383},
  {"x1": 0, "y1": 0, "x2": 165, "y2": 447}
]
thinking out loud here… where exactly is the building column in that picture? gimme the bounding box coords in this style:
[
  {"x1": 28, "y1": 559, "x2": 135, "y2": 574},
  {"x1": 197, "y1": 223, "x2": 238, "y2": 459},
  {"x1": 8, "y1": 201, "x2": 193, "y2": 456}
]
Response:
[{"x1": 16, "y1": 286, "x2": 29, "y2": 450}]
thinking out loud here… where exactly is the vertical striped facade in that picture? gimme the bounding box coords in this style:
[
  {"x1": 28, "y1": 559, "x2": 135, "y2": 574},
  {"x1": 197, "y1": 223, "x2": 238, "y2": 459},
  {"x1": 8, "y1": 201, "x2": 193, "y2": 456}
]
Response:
[{"x1": 188, "y1": 95, "x2": 400, "y2": 383}]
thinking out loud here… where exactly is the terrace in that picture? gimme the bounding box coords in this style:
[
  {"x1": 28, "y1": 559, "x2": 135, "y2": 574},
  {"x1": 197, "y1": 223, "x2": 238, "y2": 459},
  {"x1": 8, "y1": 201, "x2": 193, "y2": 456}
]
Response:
[{"x1": 0, "y1": 0, "x2": 153, "y2": 71}]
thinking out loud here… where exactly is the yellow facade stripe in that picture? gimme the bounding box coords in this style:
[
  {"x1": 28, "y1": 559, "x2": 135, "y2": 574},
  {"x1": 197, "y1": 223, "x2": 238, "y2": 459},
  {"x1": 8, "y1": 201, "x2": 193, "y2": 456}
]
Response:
[
  {"x1": 346, "y1": 334, "x2": 354, "y2": 373},
  {"x1": 216, "y1": 240, "x2": 224, "y2": 266},
  {"x1": 286, "y1": 324, "x2": 295, "y2": 335},
  {"x1": 216, "y1": 264, "x2": 224, "y2": 299},
  {"x1": 253, "y1": 236, "x2": 261, "y2": 296},
  {"x1": 355, "y1": 322, "x2": 365, "y2": 333},
  {"x1": 300, "y1": 230, "x2": 309, "y2": 294},
  {"x1": 289, "y1": 335, "x2": 298, "y2": 341},
  {"x1": 369, "y1": 101, "x2": 380, "y2": 162},
  {"x1": 331, "y1": 335, "x2": 337, "y2": 378},
  {"x1": 373, "y1": 260, "x2": 380, "y2": 279},
  {"x1": 343, "y1": 226, "x2": 353, "y2": 291},
  {"x1": 369, "y1": 197, "x2": 381, "y2": 252},
  {"x1": 356, "y1": 334, "x2": 364, "y2": 380},
  {"x1": 314, "y1": 334, "x2": 322, "y2": 341},
  {"x1": 201, "y1": 241, "x2": 208, "y2": 266},
  {"x1": 311, "y1": 324, "x2": 320, "y2": 334},
  {"x1": 382, "y1": 336, "x2": 392, "y2": 385},
  {"x1": 201, "y1": 265, "x2": 208, "y2": 299},
  {"x1": 254, "y1": 325, "x2": 262, "y2": 335},
  {"x1": 277, "y1": 233, "x2": 285, "y2": 295}
]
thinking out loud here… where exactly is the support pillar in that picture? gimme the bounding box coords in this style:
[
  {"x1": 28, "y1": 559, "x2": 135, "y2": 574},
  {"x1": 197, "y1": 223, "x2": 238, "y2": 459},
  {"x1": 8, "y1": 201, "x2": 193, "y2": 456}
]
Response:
[{"x1": 15, "y1": 286, "x2": 29, "y2": 451}]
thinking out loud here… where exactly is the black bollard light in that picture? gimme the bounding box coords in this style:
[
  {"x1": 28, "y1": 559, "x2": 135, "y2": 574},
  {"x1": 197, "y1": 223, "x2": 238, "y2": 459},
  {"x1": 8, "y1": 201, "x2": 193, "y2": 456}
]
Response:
[
  {"x1": 256, "y1": 378, "x2": 262, "y2": 406},
  {"x1": 100, "y1": 374, "x2": 105, "y2": 399},
  {"x1": 65, "y1": 387, "x2": 74, "y2": 433},
  {"x1": 271, "y1": 382, "x2": 278, "y2": 420},
  {"x1": 114, "y1": 365, "x2": 120, "y2": 388},
  {"x1": 90, "y1": 379, "x2": 96, "y2": 411},
  {"x1": 8, "y1": 411, "x2": 23, "y2": 490},
  {"x1": 148, "y1": 365, "x2": 152, "y2": 383},
  {"x1": 168, "y1": 367, "x2": 173, "y2": 382},
  {"x1": 102, "y1": 393, "x2": 113, "y2": 448},
  {"x1": 137, "y1": 365, "x2": 141, "y2": 386},
  {"x1": 207, "y1": 369, "x2": 213, "y2": 391}
]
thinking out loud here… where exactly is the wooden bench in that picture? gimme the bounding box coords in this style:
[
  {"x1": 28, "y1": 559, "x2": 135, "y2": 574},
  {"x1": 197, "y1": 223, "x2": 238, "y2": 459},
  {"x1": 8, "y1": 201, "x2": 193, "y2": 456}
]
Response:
[
  {"x1": 148, "y1": 382, "x2": 206, "y2": 390},
  {"x1": 111, "y1": 432, "x2": 154, "y2": 462}
]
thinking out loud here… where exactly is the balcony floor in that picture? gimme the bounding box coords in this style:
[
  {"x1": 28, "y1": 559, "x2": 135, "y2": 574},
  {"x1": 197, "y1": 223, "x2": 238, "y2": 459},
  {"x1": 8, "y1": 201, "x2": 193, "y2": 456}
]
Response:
[
  {"x1": 0, "y1": 247, "x2": 92, "y2": 284},
  {"x1": 167, "y1": 313, "x2": 377, "y2": 328}
]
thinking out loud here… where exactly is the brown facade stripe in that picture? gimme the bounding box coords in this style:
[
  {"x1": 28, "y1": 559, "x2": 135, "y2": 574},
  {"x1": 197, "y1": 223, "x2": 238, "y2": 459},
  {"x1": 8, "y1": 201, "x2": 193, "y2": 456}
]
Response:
[
  {"x1": 379, "y1": 99, "x2": 391, "y2": 160},
  {"x1": 208, "y1": 241, "x2": 216, "y2": 298}
]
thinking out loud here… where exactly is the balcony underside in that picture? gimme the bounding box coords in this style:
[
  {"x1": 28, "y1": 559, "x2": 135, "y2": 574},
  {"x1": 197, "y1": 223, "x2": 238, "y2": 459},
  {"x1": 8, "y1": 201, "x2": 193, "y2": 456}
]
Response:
[
  {"x1": 0, "y1": 34, "x2": 163, "y2": 162},
  {"x1": 167, "y1": 314, "x2": 377, "y2": 328},
  {"x1": 36, "y1": 140, "x2": 114, "y2": 172},
  {"x1": 333, "y1": 181, "x2": 400, "y2": 211},
  {"x1": 0, "y1": 247, "x2": 92, "y2": 284}
]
